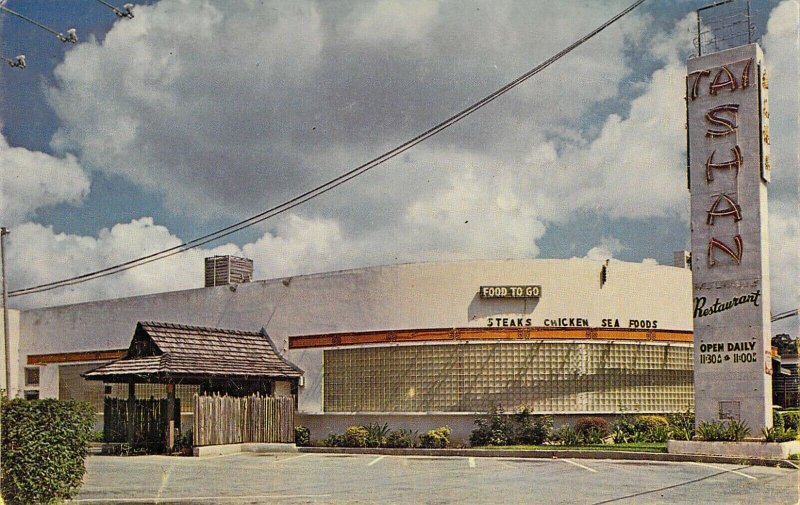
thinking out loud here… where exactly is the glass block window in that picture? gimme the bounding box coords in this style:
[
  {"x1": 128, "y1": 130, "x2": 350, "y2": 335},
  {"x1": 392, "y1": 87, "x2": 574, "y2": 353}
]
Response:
[{"x1": 323, "y1": 342, "x2": 693, "y2": 413}]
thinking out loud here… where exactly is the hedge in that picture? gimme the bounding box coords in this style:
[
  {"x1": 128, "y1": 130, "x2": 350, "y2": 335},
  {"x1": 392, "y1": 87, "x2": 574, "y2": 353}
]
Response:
[{"x1": 2, "y1": 398, "x2": 95, "y2": 504}]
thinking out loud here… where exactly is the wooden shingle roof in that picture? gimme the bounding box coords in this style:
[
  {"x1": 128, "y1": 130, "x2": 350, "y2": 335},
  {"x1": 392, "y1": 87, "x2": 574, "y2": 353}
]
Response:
[{"x1": 84, "y1": 321, "x2": 303, "y2": 382}]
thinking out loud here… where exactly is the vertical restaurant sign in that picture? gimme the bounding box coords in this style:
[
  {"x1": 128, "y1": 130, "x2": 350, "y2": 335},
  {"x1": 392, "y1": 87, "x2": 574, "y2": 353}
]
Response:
[{"x1": 687, "y1": 44, "x2": 772, "y2": 428}]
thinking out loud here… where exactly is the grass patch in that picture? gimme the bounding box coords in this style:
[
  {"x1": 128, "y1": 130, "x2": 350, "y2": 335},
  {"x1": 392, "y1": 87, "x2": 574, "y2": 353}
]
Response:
[{"x1": 473, "y1": 443, "x2": 667, "y2": 453}]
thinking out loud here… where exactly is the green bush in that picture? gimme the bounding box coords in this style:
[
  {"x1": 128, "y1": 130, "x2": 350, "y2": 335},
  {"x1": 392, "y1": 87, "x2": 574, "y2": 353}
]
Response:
[
  {"x1": 344, "y1": 425, "x2": 369, "y2": 447},
  {"x1": 365, "y1": 423, "x2": 390, "y2": 448},
  {"x1": 386, "y1": 429, "x2": 417, "y2": 448},
  {"x1": 469, "y1": 407, "x2": 552, "y2": 446},
  {"x1": 574, "y1": 417, "x2": 611, "y2": 440},
  {"x1": 696, "y1": 420, "x2": 727, "y2": 441},
  {"x1": 611, "y1": 415, "x2": 638, "y2": 443},
  {"x1": 1, "y1": 398, "x2": 95, "y2": 505},
  {"x1": 469, "y1": 407, "x2": 513, "y2": 446},
  {"x1": 551, "y1": 425, "x2": 581, "y2": 446},
  {"x1": 323, "y1": 432, "x2": 346, "y2": 447},
  {"x1": 294, "y1": 426, "x2": 310, "y2": 447},
  {"x1": 175, "y1": 428, "x2": 193, "y2": 452},
  {"x1": 515, "y1": 415, "x2": 552, "y2": 445},
  {"x1": 636, "y1": 415, "x2": 669, "y2": 430},
  {"x1": 782, "y1": 411, "x2": 800, "y2": 431},
  {"x1": 762, "y1": 425, "x2": 797, "y2": 443},
  {"x1": 696, "y1": 419, "x2": 751, "y2": 442},
  {"x1": 419, "y1": 426, "x2": 451, "y2": 448},
  {"x1": 667, "y1": 410, "x2": 695, "y2": 441},
  {"x1": 725, "y1": 420, "x2": 751, "y2": 441}
]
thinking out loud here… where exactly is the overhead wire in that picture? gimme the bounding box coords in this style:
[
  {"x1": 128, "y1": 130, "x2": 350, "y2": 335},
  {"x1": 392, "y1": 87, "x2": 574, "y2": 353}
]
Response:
[
  {"x1": 8, "y1": 0, "x2": 648, "y2": 298},
  {"x1": 0, "y1": 5, "x2": 76, "y2": 42},
  {"x1": 772, "y1": 308, "x2": 800, "y2": 323}
]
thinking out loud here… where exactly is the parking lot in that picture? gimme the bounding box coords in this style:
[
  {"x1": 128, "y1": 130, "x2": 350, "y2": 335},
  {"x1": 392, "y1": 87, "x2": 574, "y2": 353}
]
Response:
[{"x1": 73, "y1": 452, "x2": 799, "y2": 505}]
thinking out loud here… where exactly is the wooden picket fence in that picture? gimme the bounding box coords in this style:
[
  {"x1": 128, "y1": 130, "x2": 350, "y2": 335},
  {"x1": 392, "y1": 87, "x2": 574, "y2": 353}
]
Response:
[
  {"x1": 192, "y1": 394, "x2": 294, "y2": 446},
  {"x1": 103, "y1": 397, "x2": 180, "y2": 451}
]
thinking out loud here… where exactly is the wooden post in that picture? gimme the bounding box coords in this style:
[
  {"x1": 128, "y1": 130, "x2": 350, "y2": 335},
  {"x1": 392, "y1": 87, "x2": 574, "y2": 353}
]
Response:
[
  {"x1": 166, "y1": 383, "x2": 175, "y2": 452},
  {"x1": 127, "y1": 380, "x2": 136, "y2": 447}
]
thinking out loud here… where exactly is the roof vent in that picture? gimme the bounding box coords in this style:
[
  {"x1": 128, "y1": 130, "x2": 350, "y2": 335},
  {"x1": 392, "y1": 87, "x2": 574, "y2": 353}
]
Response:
[{"x1": 205, "y1": 256, "x2": 253, "y2": 287}]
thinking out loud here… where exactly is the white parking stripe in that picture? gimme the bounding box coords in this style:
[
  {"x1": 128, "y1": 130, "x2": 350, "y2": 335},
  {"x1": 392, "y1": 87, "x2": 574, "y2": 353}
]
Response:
[
  {"x1": 560, "y1": 459, "x2": 597, "y2": 473},
  {"x1": 468, "y1": 457, "x2": 476, "y2": 468},
  {"x1": 368, "y1": 455, "x2": 386, "y2": 466},
  {"x1": 687, "y1": 462, "x2": 756, "y2": 480}
]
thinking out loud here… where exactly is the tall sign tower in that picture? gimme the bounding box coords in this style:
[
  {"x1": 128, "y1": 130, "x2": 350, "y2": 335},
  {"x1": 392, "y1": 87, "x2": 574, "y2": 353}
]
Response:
[{"x1": 687, "y1": 0, "x2": 773, "y2": 432}]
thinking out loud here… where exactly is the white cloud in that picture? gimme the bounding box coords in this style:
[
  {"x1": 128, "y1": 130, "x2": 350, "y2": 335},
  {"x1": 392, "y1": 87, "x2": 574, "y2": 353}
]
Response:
[
  {"x1": 763, "y1": 0, "x2": 800, "y2": 313},
  {"x1": 6, "y1": 214, "x2": 347, "y2": 308},
  {"x1": 0, "y1": 131, "x2": 89, "y2": 225},
  {"x1": 44, "y1": 0, "x2": 646, "y2": 224},
  {"x1": 346, "y1": 0, "x2": 439, "y2": 45},
  {"x1": 583, "y1": 237, "x2": 624, "y2": 261}
]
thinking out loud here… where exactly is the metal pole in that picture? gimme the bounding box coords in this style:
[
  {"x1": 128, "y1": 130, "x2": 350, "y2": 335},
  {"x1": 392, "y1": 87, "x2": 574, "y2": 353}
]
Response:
[{"x1": 1, "y1": 227, "x2": 11, "y2": 399}]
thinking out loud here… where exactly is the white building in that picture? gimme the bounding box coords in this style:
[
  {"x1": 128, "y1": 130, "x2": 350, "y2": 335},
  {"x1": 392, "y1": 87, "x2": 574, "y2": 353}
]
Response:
[{"x1": 4, "y1": 256, "x2": 694, "y2": 441}]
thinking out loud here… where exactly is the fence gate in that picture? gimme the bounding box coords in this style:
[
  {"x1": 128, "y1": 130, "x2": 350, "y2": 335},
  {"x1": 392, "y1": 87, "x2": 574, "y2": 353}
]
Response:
[
  {"x1": 193, "y1": 394, "x2": 294, "y2": 446},
  {"x1": 104, "y1": 397, "x2": 180, "y2": 451}
]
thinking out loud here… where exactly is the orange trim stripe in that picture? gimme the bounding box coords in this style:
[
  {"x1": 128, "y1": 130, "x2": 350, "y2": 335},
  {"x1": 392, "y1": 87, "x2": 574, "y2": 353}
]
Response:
[
  {"x1": 289, "y1": 327, "x2": 693, "y2": 349},
  {"x1": 28, "y1": 349, "x2": 127, "y2": 365}
]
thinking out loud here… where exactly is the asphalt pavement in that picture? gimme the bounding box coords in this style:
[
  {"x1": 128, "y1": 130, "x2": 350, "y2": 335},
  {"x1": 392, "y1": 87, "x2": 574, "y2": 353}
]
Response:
[{"x1": 72, "y1": 452, "x2": 799, "y2": 505}]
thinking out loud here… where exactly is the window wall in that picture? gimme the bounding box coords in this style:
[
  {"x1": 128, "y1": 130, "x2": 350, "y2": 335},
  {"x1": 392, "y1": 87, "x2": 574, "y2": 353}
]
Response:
[{"x1": 323, "y1": 342, "x2": 693, "y2": 413}]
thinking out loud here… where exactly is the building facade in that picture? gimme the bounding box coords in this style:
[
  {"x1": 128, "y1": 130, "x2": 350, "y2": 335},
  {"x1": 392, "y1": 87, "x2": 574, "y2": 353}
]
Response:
[{"x1": 7, "y1": 257, "x2": 694, "y2": 441}]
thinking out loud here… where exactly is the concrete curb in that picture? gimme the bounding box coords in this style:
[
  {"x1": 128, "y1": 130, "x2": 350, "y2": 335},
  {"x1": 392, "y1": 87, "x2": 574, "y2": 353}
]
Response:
[{"x1": 297, "y1": 447, "x2": 799, "y2": 469}]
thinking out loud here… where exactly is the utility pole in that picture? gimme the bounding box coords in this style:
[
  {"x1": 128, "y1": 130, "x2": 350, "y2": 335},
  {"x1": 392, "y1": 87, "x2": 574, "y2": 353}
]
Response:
[{"x1": 1, "y1": 227, "x2": 10, "y2": 399}]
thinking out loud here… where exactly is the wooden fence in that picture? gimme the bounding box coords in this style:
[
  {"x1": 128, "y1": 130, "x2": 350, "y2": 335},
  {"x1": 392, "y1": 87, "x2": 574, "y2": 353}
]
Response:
[
  {"x1": 104, "y1": 397, "x2": 180, "y2": 450},
  {"x1": 193, "y1": 394, "x2": 294, "y2": 446}
]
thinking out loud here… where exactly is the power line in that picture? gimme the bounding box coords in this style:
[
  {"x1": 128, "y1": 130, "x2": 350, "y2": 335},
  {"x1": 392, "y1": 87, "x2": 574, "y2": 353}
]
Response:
[
  {"x1": 8, "y1": 0, "x2": 648, "y2": 298},
  {"x1": 0, "y1": 5, "x2": 77, "y2": 43},
  {"x1": 94, "y1": 0, "x2": 134, "y2": 19},
  {"x1": 772, "y1": 308, "x2": 799, "y2": 323}
]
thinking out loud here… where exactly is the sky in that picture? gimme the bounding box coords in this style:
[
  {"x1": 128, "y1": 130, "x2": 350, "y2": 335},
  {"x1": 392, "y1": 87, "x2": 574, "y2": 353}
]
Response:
[{"x1": 0, "y1": 0, "x2": 798, "y2": 332}]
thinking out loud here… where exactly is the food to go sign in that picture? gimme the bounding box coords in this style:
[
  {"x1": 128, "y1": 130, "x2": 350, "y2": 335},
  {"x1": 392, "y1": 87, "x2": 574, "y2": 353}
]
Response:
[{"x1": 687, "y1": 43, "x2": 773, "y2": 431}]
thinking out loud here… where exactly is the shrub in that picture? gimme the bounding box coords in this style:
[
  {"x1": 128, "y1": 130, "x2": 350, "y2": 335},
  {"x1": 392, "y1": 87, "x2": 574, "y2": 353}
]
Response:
[
  {"x1": 782, "y1": 411, "x2": 800, "y2": 431},
  {"x1": 790, "y1": 453, "x2": 800, "y2": 461},
  {"x1": 696, "y1": 420, "x2": 728, "y2": 441},
  {"x1": 725, "y1": 420, "x2": 751, "y2": 441},
  {"x1": 365, "y1": 423, "x2": 390, "y2": 448},
  {"x1": 515, "y1": 416, "x2": 552, "y2": 445},
  {"x1": 323, "y1": 432, "x2": 346, "y2": 447},
  {"x1": 386, "y1": 429, "x2": 417, "y2": 448},
  {"x1": 611, "y1": 415, "x2": 637, "y2": 443},
  {"x1": 469, "y1": 407, "x2": 553, "y2": 446},
  {"x1": 636, "y1": 415, "x2": 669, "y2": 430},
  {"x1": 419, "y1": 426, "x2": 451, "y2": 448},
  {"x1": 582, "y1": 427, "x2": 607, "y2": 445},
  {"x1": 469, "y1": 407, "x2": 513, "y2": 446},
  {"x1": 344, "y1": 425, "x2": 369, "y2": 447},
  {"x1": 294, "y1": 426, "x2": 311, "y2": 447},
  {"x1": 667, "y1": 410, "x2": 695, "y2": 441},
  {"x1": 762, "y1": 425, "x2": 797, "y2": 443},
  {"x1": 574, "y1": 417, "x2": 611, "y2": 440},
  {"x1": 696, "y1": 420, "x2": 750, "y2": 442},
  {"x1": 634, "y1": 424, "x2": 670, "y2": 443},
  {"x1": 551, "y1": 425, "x2": 581, "y2": 446},
  {"x1": 175, "y1": 428, "x2": 193, "y2": 451},
  {"x1": 1, "y1": 398, "x2": 95, "y2": 505}
]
